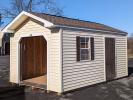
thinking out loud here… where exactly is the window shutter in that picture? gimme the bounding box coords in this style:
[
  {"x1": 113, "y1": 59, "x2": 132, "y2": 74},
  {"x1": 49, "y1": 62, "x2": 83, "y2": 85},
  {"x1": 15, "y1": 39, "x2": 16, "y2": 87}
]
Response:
[
  {"x1": 76, "y1": 36, "x2": 80, "y2": 61},
  {"x1": 91, "y1": 37, "x2": 95, "y2": 60}
]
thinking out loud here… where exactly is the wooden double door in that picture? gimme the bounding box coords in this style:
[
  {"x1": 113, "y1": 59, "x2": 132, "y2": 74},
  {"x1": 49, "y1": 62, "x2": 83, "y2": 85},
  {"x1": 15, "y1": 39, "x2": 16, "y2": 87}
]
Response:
[
  {"x1": 20, "y1": 36, "x2": 47, "y2": 80},
  {"x1": 105, "y1": 38, "x2": 116, "y2": 81}
]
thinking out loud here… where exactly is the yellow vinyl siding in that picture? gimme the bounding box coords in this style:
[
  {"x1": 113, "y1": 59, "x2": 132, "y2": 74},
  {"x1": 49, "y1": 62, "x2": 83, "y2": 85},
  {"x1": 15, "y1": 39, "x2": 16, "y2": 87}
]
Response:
[
  {"x1": 10, "y1": 19, "x2": 50, "y2": 83},
  {"x1": 10, "y1": 19, "x2": 62, "y2": 93}
]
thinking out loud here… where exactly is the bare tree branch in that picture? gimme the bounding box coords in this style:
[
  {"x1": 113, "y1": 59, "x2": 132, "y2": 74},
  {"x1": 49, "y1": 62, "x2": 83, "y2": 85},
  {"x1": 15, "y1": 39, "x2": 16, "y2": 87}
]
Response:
[
  {"x1": 27, "y1": 0, "x2": 32, "y2": 11},
  {"x1": 0, "y1": 0, "x2": 63, "y2": 20}
]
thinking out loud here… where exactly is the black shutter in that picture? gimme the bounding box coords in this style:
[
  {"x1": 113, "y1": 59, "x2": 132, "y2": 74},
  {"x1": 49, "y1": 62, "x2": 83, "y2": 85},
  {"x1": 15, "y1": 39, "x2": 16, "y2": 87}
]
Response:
[
  {"x1": 91, "y1": 37, "x2": 94, "y2": 60},
  {"x1": 76, "y1": 36, "x2": 80, "y2": 61}
]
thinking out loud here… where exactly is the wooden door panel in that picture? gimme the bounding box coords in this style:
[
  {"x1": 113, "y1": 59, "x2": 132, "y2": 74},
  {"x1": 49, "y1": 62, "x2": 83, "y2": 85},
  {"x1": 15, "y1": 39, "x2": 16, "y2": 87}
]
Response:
[
  {"x1": 34, "y1": 36, "x2": 46, "y2": 76},
  {"x1": 25, "y1": 37, "x2": 35, "y2": 78},
  {"x1": 21, "y1": 37, "x2": 35, "y2": 80},
  {"x1": 105, "y1": 38, "x2": 115, "y2": 81},
  {"x1": 20, "y1": 36, "x2": 47, "y2": 80},
  {"x1": 34, "y1": 37, "x2": 40, "y2": 76}
]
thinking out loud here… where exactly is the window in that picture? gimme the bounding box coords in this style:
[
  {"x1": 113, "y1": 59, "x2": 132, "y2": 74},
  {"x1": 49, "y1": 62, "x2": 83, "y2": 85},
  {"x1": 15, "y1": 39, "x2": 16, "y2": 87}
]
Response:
[
  {"x1": 76, "y1": 36, "x2": 94, "y2": 61},
  {"x1": 80, "y1": 37, "x2": 90, "y2": 60}
]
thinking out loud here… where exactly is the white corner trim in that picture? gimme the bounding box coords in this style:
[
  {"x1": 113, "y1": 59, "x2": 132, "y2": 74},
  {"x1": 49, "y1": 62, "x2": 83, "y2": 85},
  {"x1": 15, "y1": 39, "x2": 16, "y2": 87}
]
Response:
[
  {"x1": 2, "y1": 11, "x2": 54, "y2": 33},
  {"x1": 103, "y1": 36, "x2": 106, "y2": 82},
  {"x1": 125, "y1": 36, "x2": 128, "y2": 76},
  {"x1": 59, "y1": 28, "x2": 63, "y2": 93}
]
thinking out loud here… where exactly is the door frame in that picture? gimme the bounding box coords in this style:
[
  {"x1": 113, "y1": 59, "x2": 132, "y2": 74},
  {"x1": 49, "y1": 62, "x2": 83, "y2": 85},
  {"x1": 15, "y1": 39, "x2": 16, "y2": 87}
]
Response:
[
  {"x1": 16, "y1": 32, "x2": 49, "y2": 88},
  {"x1": 104, "y1": 36, "x2": 116, "y2": 81}
]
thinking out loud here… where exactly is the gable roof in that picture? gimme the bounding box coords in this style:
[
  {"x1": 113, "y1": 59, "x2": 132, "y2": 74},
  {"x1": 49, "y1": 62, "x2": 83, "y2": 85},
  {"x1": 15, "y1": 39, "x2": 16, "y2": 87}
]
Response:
[
  {"x1": 2, "y1": 11, "x2": 127, "y2": 34},
  {"x1": 30, "y1": 12, "x2": 127, "y2": 34}
]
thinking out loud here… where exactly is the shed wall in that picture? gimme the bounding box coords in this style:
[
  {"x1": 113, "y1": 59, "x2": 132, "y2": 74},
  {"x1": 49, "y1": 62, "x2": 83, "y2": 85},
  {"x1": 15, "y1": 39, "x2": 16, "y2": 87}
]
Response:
[
  {"x1": 10, "y1": 19, "x2": 62, "y2": 93},
  {"x1": 62, "y1": 29, "x2": 127, "y2": 92}
]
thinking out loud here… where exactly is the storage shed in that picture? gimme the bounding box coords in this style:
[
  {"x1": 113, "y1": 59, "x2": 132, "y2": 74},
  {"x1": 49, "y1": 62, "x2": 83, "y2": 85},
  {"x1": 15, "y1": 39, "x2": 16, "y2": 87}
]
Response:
[{"x1": 2, "y1": 11, "x2": 128, "y2": 93}]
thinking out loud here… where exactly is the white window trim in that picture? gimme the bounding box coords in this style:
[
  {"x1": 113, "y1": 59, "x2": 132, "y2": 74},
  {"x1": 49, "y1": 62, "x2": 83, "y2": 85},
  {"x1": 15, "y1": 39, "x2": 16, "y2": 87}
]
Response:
[{"x1": 79, "y1": 36, "x2": 91, "y2": 61}]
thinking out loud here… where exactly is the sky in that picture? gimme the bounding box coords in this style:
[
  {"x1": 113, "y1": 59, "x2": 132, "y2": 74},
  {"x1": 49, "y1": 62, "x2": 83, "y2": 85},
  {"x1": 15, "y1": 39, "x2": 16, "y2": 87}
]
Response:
[{"x1": 0, "y1": 0, "x2": 133, "y2": 35}]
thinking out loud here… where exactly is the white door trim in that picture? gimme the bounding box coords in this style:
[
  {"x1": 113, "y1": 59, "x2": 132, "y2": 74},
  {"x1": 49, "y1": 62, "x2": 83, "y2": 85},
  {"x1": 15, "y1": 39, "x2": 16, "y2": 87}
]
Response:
[{"x1": 16, "y1": 32, "x2": 49, "y2": 90}]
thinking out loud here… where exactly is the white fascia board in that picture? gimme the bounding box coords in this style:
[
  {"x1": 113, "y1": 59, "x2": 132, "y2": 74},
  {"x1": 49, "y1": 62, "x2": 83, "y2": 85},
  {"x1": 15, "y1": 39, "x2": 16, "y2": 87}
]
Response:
[
  {"x1": 5, "y1": 29, "x2": 15, "y2": 33},
  {"x1": 2, "y1": 11, "x2": 54, "y2": 33},
  {"x1": 2, "y1": 11, "x2": 25, "y2": 33}
]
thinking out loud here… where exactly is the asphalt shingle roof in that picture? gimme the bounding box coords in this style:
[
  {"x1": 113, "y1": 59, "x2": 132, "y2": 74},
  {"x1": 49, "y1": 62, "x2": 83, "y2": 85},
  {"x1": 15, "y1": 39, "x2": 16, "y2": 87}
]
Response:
[{"x1": 30, "y1": 12, "x2": 127, "y2": 33}]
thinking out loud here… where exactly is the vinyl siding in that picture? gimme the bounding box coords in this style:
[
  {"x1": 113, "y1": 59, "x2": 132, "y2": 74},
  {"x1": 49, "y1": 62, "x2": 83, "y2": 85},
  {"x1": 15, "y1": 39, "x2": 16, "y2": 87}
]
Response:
[
  {"x1": 48, "y1": 30, "x2": 62, "y2": 93},
  {"x1": 10, "y1": 19, "x2": 62, "y2": 93},
  {"x1": 115, "y1": 36, "x2": 127, "y2": 77},
  {"x1": 62, "y1": 29, "x2": 127, "y2": 92}
]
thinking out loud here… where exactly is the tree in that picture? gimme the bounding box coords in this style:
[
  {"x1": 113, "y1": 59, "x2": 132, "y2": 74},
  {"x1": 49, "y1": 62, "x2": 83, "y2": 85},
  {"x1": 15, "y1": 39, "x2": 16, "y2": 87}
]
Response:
[
  {"x1": 0, "y1": 13, "x2": 4, "y2": 27},
  {"x1": 0, "y1": 0, "x2": 63, "y2": 19}
]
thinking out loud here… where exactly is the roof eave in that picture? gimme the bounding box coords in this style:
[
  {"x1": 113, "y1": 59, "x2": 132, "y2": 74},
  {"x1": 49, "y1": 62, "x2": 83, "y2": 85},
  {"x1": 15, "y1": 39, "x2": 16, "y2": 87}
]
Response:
[
  {"x1": 49, "y1": 25, "x2": 128, "y2": 35},
  {"x1": 2, "y1": 11, "x2": 54, "y2": 33}
]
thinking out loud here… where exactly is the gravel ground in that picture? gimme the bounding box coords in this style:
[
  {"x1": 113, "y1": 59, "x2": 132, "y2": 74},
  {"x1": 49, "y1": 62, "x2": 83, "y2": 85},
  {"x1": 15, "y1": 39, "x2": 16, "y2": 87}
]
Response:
[{"x1": 0, "y1": 55, "x2": 9, "y2": 81}]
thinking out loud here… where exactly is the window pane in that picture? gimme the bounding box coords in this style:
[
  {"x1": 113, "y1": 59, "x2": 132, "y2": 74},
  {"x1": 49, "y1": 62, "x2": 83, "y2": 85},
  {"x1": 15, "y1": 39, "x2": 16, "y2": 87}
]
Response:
[
  {"x1": 80, "y1": 37, "x2": 85, "y2": 42},
  {"x1": 80, "y1": 49, "x2": 89, "y2": 60},
  {"x1": 81, "y1": 54, "x2": 86, "y2": 60},
  {"x1": 81, "y1": 43, "x2": 88, "y2": 48},
  {"x1": 86, "y1": 50, "x2": 89, "y2": 59},
  {"x1": 81, "y1": 49, "x2": 88, "y2": 54},
  {"x1": 81, "y1": 43, "x2": 86, "y2": 48},
  {"x1": 86, "y1": 43, "x2": 88, "y2": 48},
  {"x1": 85, "y1": 52, "x2": 89, "y2": 60},
  {"x1": 86, "y1": 37, "x2": 89, "y2": 42},
  {"x1": 81, "y1": 54, "x2": 89, "y2": 60}
]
